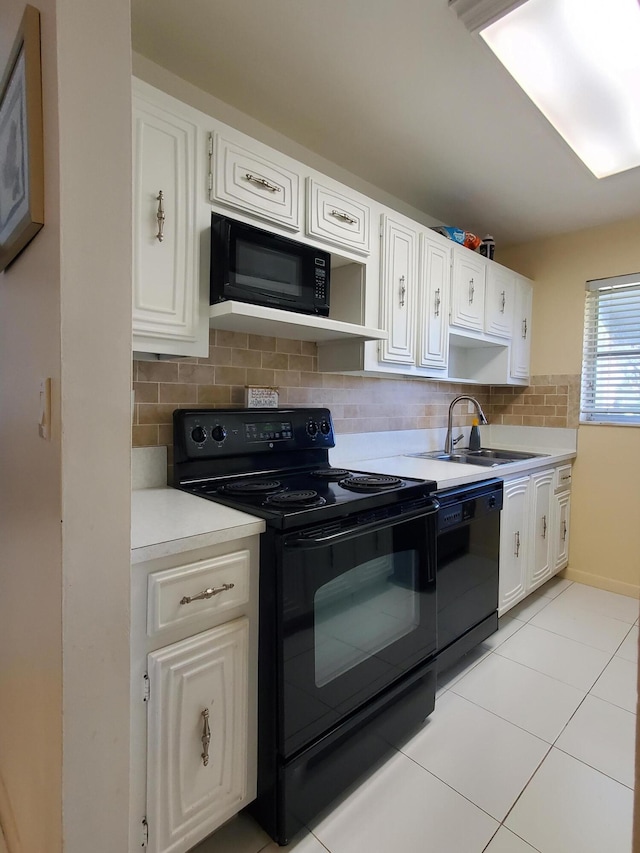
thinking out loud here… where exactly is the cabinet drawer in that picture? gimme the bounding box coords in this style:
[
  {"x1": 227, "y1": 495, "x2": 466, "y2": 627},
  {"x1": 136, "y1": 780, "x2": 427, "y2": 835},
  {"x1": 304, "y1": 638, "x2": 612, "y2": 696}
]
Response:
[
  {"x1": 555, "y1": 464, "x2": 572, "y2": 491},
  {"x1": 306, "y1": 179, "x2": 370, "y2": 255},
  {"x1": 147, "y1": 550, "x2": 250, "y2": 637},
  {"x1": 212, "y1": 133, "x2": 300, "y2": 230}
]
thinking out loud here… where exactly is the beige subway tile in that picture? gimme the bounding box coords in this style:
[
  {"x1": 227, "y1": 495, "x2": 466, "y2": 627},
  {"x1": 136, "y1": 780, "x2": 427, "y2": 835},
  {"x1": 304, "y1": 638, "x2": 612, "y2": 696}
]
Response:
[
  {"x1": 230, "y1": 386, "x2": 245, "y2": 405},
  {"x1": 248, "y1": 334, "x2": 277, "y2": 352},
  {"x1": 545, "y1": 394, "x2": 567, "y2": 406},
  {"x1": 133, "y1": 381, "x2": 158, "y2": 403},
  {"x1": 522, "y1": 415, "x2": 545, "y2": 426},
  {"x1": 301, "y1": 340, "x2": 317, "y2": 356},
  {"x1": 246, "y1": 368, "x2": 277, "y2": 386},
  {"x1": 158, "y1": 424, "x2": 173, "y2": 450},
  {"x1": 276, "y1": 338, "x2": 302, "y2": 354},
  {"x1": 232, "y1": 348, "x2": 262, "y2": 368},
  {"x1": 556, "y1": 385, "x2": 569, "y2": 394},
  {"x1": 178, "y1": 363, "x2": 216, "y2": 384},
  {"x1": 215, "y1": 330, "x2": 249, "y2": 349},
  {"x1": 555, "y1": 405, "x2": 568, "y2": 418},
  {"x1": 322, "y1": 372, "x2": 346, "y2": 388},
  {"x1": 201, "y1": 346, "x2": 232, "y2": 366},
  {"x1": 288, "y1": 354, "x2": 315, "y2": 372},
  {"x1": 215, "y1": 365, "x2": 247, "y2": 385},
  {"x1": 132, "y1": 424, "x2": 159, "y2": 447},
  {"x1": 544, "y1": 416, "x2": 567, "y2": 428},
  {"x1": 300, "y1": 371, "x2": 324, "y2": 388},
  {"x1": 159, "y1": 383, "x2": 198, "y2": 404},
  {"x1": 307, "y1": 388, "x2": 327, "y2": 406},
  {"x1": 261, "y1": 351, "x2": 289, "y2": 370},
  {"x1": 197, "y1": 385, "x2": 232, "y2": 405},
  {"x1": 522, "y1": 394, "x2": 545, "y2": 405},
  {"x1": 136, "y1": 361, "x2": 180, "y2": 383},
  {"x1": 535, "y1": 385, "x2": 557, "y2": 394},
  {"x1": 503, "y1": 414, "x2": 524, "y2": 425},
  {"x1": 276, "y1": 370, "x2": 300, "y2": 386},
  {"x1": 138, "y1": 404, "x2": 175, "y2": 425}
]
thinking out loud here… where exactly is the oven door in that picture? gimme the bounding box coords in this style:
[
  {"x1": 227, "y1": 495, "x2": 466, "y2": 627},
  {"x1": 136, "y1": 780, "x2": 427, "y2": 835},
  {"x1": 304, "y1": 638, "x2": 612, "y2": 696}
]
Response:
[{"x1": 278, "y1": 499, "x2": 438, "y2": 757}]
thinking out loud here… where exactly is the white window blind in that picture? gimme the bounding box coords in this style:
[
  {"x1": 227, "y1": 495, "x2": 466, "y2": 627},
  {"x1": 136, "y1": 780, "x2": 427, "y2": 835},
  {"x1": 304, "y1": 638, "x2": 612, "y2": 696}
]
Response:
[{"x1": 581, "y1": 273, "x2": 640, "y2": 425}]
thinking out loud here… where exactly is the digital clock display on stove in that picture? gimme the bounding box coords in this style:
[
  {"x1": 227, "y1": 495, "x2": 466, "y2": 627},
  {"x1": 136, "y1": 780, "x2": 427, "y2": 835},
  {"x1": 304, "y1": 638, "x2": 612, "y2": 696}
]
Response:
[{"x1": 245, "y1": 421, "x2": 293, "y2": 442}]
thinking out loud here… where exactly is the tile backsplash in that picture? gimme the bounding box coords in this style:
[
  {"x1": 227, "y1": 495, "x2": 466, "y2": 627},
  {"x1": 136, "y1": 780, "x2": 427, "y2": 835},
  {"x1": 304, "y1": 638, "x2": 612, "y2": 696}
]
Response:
[{"x1": 133, "y1": 330, "x2": 580, "y2": 452}]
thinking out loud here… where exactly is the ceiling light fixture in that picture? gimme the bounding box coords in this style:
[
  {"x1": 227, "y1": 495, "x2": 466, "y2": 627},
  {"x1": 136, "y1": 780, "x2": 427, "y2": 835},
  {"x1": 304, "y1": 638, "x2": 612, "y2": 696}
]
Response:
[{"x1": 450, "y1": 0, "x2": 640, "y2": 178}]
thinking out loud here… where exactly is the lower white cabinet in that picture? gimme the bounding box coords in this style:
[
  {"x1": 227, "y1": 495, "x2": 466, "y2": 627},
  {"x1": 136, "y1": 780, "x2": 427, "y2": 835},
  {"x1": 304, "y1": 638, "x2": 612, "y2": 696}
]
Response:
[
  {"x1": 499, "y1": 464, "x2": 572, "y2": 616},
  {"x1": 130, "y1": 537, "x2": 259, "y2": 853}
]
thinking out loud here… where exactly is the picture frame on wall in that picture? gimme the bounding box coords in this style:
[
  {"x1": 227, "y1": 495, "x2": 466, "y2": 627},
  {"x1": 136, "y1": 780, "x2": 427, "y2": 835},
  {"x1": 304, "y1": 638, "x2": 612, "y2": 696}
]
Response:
[{"x1": 0, "y1": 5, "x2": 44, "y2": 272}]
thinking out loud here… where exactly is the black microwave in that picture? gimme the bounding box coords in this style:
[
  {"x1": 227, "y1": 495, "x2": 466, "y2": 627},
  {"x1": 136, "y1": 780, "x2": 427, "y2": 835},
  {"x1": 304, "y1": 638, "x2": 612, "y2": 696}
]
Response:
[{"x1": 210, "y1": 213, "x2": 331, "y2": 316}]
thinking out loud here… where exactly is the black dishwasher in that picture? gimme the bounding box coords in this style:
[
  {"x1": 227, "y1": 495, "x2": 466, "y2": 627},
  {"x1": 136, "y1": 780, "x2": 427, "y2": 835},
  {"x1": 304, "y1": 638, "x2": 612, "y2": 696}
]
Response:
[{"x1": 435, "y1": 478, "x2": 503, "y2": 671}]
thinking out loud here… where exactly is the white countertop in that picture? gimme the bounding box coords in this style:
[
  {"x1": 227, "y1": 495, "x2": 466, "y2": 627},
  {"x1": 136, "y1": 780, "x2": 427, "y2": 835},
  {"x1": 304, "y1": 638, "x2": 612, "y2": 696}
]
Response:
[
  {"x1": 131, "y1": 487, "x2": 265, "y2": 564},
  {"x1": 345, "y1": 448, "x2": 576, "y2": 491}
]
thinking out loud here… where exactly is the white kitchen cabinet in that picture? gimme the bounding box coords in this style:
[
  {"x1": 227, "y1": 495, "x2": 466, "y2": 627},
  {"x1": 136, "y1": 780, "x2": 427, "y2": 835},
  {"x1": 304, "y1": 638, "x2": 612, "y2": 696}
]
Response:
[
  {"x1": 485, "y1": 263, "x2": 515, "y2": 339},
  {"x1": 510, "y1": 276, "x2": 533, "y2": 380},
  {"x1": 306, "y1": 178, "x2": 371, "y2": 255},
  {"x1": 450, "y1": 247, "x2": 486, "y2": 333},
  {"x1": 378, "y1": 215, "x2": 419, "y2": 365},
  {"x1": 417, "y1": 232, "x2": 450, "y2": 371},
  {"x1": 211, "y1": 132, "x2": 300, "y2": 230},
  {"x1": 130, "y1": 537, "x2": 259, "y2": 853},
  {"x1": 146, "y1": 619, "x2": 249, "y2": 853},
  {"x1": 132, "y1": 79, "x2": 210, "y2": 357},
  {"x1": 499, "y1": 463, "x2": 572, "y2": 616}
]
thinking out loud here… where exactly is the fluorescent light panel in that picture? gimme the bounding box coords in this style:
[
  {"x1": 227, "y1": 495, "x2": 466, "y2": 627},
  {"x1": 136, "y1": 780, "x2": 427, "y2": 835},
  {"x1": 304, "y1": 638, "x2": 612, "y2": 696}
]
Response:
[{"x1": 479, "y1": 0, "x2": 640, "y2": 178}]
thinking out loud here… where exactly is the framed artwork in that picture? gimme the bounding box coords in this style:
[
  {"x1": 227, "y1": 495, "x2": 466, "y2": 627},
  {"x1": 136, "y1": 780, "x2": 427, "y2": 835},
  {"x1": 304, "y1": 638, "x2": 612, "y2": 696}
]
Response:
[{"x1": 0, "y1": 5, "x2": 44, "y2": 272}]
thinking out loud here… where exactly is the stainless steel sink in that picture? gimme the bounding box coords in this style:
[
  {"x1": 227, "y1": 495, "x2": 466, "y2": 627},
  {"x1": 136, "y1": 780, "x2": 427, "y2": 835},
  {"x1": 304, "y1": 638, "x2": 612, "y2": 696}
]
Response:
[{"x1": 407, "y1": 448, "x2": 548, "y2": 467}]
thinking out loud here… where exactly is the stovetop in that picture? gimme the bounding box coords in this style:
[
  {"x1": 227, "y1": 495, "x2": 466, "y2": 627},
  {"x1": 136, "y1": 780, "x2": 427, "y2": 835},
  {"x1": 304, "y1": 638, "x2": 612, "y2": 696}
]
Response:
[{"x1": 172, "y1": 407, "x2": 437, "y2": 529}]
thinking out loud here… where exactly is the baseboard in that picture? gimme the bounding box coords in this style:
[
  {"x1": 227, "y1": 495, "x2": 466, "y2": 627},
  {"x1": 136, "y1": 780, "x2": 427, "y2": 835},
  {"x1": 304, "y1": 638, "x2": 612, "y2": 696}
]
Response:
[
  {"x1": 560, "y1": 568, "x2": 640, "y2": 601},
  {"x1": 0, "y1": 773, "x2": 19, "y2": 853}
]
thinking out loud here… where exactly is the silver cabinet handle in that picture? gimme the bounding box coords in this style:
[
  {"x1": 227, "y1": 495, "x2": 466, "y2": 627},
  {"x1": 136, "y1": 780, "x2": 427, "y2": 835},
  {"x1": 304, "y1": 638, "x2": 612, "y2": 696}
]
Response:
[
  {"x1": 542, "y1": 515, "x2": 547, "y2": 539},
  {"x1": 562, "y1": 520, "x2": 568, "y2": 541},
  {"x1": 399, "y1": 275, "x2": 406, "y2": 307},
  {"x1": 501, "y1": 290, "x2": 506, "y2": 313},
  {"x1": 469, "y1": 278, "x2": 475, "y2": 304},
  {"x1": 434, "y1": 287, "x2": 441, "y2": 317},
  {"x1": 156, "y1": 191, "x2": 165, "y2": 242},
  {"x1": 514, "y1": 530, "x2": 521, "y2": 557},
  {"x1": 200, "y1": 708, "x2": 211, "y2": 767},
  {"x1": 331, "y1": 209, "x2": 356, "y2": 224},
  {"x1": 522, "y1": 318, "x2": 528, "y2": 339},
  {"x1": 180, "y1": 583, "x2": 235, "y2": 605},
  {"x1": 245, "y1": 173, "x2": 281, "y2": 192},
  {"x1": 561, "y1": 474, "x2": 571, "y2": 481}
]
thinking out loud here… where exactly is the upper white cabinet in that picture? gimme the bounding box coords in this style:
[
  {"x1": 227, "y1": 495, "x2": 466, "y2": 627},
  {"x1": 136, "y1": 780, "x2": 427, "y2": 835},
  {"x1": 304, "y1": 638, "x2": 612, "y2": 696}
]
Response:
[
  {"x1": 417, "y1": 232, "x2": 450, "y2": 371},
  {"x1": 211, "y1": 132, "x2": 300, "y2": 231},
  {"x1": 378, "y1": 215, "x2": 418, "y2": 365},
  {"x1": 510, "y1": 276, "x2": 533, "y2": 380},
  {"x1": 485, "y1": 263, "x2": 515, "y2": 339},
  {"x1": 450, "y1": 247, "x2": 486, "y2": 333},
  {"x1": 306, "y1": 178, "x2": 370, "y2": 255},
  {"x1": 132, "y1": 80, "x2": 210, "y2": 357}
]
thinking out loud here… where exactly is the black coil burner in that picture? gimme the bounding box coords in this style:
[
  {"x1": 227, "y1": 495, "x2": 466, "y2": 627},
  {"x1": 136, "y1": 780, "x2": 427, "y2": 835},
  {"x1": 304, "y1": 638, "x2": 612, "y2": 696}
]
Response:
[
  {"x1": 310, "y1": 468, "x2": 350, "y2": 481},
  {"x1": 266, "y1": 490, "x2": 327, "y2": 508},
  {"x1": 340, "y1": 474, "x2": 403, "y2": 492},
  {"x1": 219, "y1": 479, "x2": 282, "y2": 495}
]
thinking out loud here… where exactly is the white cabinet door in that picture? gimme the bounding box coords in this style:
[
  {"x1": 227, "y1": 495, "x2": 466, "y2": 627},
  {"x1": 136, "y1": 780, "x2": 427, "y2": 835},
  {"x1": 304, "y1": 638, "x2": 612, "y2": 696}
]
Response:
[
  {"x1": 498, "y1": 476, "x2": 529, "y2": 616},
  {"x1": 510, "y1": 276, "x2": 533, "y2": 380},
  {"x1": 553, "y1": 491, "x2": 571, "y2": 571},
  {"x1": 379, "y1": 215, "x2": 418, "y2": 365},
  {"x1": 306, "y1": 178, "x2": 370, "y2": 255},
  {"x1": 450, "y1": 247, "x2": 486, "y2": 332},
  {"x1": 527, "y1": 470, "x2": 555, "y2": 591},
  {"x1": 146, "y1": 618, "x2": 249, "y2": 853},
  {"x1": 485, "y1": 264, "x2": 515, "y2": 339},
  {"x1": 212, "y1": 133, "x2": 300, "y2": 230},
  {"x1": 417, "y1": 233, "x2": 450, "y2": 370},
  {"x1": 132, "y1": 81, "x2": 210, "y2": 357}
]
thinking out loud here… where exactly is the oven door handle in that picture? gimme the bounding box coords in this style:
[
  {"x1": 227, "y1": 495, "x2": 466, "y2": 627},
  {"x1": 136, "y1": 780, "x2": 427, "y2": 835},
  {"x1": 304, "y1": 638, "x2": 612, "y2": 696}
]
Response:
[{"x1": 285, "y1": 499, "x2": 440, "y2": 548}]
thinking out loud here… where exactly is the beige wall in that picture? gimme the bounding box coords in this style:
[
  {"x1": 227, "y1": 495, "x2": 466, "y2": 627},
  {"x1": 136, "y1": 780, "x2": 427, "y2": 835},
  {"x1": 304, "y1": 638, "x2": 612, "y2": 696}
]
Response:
[
  {"x1": 0, "y1": 2, "x2": 132, "y2": 852},
  {"x1": 500, "y1": 217, "x2": 640, "y2": 597}
]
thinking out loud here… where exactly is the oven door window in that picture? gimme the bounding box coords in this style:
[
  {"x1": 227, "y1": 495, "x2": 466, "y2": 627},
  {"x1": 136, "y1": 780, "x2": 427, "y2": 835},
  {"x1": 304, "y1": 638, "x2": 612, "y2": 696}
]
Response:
[
  {"x1": 314, "y1": 551, "x2": 419, "y2": 688},
  {"x1": 280, "y1": 511, "x2": 436, "y2": 757}
]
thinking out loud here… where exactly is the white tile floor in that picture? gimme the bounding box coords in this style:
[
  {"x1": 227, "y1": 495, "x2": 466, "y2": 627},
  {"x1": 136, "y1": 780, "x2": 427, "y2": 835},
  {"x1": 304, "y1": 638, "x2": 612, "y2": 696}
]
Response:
[{"x1": 194, "y1": 579, "x2": 638, "y2": 853}]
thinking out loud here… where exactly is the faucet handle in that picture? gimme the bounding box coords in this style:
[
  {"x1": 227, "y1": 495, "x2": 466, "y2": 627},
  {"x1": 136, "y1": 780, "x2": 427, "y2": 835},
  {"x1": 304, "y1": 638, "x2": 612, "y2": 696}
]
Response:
[{"x1": 452, "y1": 434, "x2": 464, "y2": 448}]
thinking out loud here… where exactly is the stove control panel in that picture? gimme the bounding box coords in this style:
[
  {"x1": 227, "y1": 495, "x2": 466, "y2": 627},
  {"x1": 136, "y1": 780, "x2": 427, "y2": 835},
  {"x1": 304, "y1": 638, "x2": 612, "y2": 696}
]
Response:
[{"x1": 174, "y1": 407, "x2": 336, "y2": 461}]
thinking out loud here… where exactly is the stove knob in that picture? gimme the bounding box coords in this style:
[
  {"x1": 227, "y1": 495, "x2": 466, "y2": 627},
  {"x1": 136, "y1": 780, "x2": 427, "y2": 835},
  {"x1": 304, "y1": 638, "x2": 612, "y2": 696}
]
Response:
[
  {"x1": 191, "y1": 426, "x2": 206, "y2": 444},
  {"x1": 306, "y1": 420, "x2": 319, "y2": 437},
  {"x1": 320, "y1": 419, "x2": 331, "y2": 435},
  {"x1": 211, "y1": 424, "x2": 227, "y2": 443}
]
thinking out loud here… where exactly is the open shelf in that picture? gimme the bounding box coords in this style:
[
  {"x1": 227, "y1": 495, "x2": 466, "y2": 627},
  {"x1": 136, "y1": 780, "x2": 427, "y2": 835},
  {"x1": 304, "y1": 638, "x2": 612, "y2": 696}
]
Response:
[{"x1": 209, "y1": 301, "x2": 388, "y2": 343}]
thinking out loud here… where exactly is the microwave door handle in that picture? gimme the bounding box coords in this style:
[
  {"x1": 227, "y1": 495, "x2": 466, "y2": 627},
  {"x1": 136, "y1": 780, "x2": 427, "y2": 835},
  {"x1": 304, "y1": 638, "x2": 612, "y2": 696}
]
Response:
[{"x1": 284, "y1": 499, "x2": 440, "y2": 549}]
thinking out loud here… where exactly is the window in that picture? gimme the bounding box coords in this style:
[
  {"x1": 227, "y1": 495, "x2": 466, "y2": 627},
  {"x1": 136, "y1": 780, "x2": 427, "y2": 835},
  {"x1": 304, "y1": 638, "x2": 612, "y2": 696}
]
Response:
[{"x1": 580, "y1": 273, "x2": 640, "y2": 425}]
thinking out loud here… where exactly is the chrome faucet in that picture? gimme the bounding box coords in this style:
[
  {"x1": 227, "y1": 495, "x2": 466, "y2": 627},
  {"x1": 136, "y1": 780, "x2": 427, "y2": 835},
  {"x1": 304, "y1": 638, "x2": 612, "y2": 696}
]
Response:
[{"x1": 444, "y1": 395, "x2": 488, "y2": 454}]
